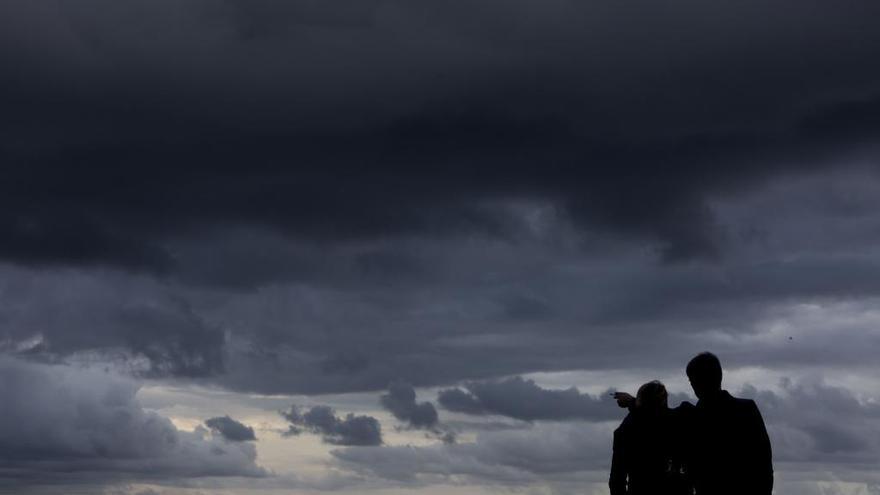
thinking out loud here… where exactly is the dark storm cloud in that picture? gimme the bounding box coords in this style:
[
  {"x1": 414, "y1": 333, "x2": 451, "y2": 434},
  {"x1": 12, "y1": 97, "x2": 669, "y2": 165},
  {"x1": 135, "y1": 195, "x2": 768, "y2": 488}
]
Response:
[
  {"x1": 437, "y1": 388, "x2": 488, "y2": 415},
  {"x1": 5, "y1": 2, "x2": 880, "y2": 492},
  {"x1": 498, "y1": 293, "x2": 553, "y2": 321},
  {"x1": 1, "y1": 0, "x2": 880, "y2": 400},
  {"x1": 281, "y1": 406, "x2": 382, "y2": 446},
  {"x1": 1, "y1": 0, "x2": 880, "y2": 276},
  {"x1": 204, "y1": 416, "x2": 257, "y2": 442},
  {"x1": 0, "y1": 358, "x2": 265, "y2": 482},
  {"x1": 438, "y1": 376, "x2": 618, "y2": 422},
  {"x1": 223, "y1": 0, "x2": 382, "y2": 33},
  {"x1": 0, "y1": 267, "x2": 225, "y2": 378},
  {"x1": 0, "y1": 210, "x2": 174, "y2": 272},
  {"x1": 379, "y1": 382, "x2": 439, "y2": 429}
]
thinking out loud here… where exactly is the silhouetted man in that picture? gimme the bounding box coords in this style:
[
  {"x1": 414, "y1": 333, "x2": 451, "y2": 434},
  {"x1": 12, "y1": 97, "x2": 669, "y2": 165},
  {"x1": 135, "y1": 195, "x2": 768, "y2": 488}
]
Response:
[{"x1": 685, "y1": 352, "x2": 773, "y2": 495}]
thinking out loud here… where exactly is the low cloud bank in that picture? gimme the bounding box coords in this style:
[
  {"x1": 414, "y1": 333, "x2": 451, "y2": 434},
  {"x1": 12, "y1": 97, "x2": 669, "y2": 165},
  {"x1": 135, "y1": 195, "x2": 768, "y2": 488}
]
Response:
[
  {"x1": 438, "y1": 376, "x2": 618, "y2": 421},
  {"x1": 0, "y1": 358, "x2": 266, "y2": 484}
]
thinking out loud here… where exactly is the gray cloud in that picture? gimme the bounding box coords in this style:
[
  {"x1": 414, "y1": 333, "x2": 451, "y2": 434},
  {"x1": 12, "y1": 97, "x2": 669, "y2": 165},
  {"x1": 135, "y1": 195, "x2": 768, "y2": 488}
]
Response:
[
  {"x1": 0, "y1": 357, "x2": 265, "y2": 484},
  {"x1": 204, "y1": 416, "x2": 256, "y2": 442},
  {"x1": 437, "y1": 388, "x2": 488, "y2": 415},
  {"x1": 281, "y1": 406, "x2": 382, "y2": 446},
  {"x1": 332, "y1": 421, "x2": 613, "y2": 485},
  {"x1": 10, "y1": 180, "x2": 880, "y2": 396},
  {"x1": 0, "y1": 266, "x2": 225, "y2": 378},
  {"x1": 3, "y1": 0, "x2": 880, "y2": 493},
  {"x1": 743, "y1": 379, "x2": 880, "y2": 464},
  {"x1": 0, "y1": 0, "x2": 879, "y2": 402},
  {"x1": 379, "y1": 382, "x2": 439, "y2": 429},
  {"x1": 438, "y1": 376, "x2": 618, "y2": 422},
  {"x1": 222, "y1": 0, "x2": 382, "y2": 34},
  {"x1": 1, "y1": 0, "x2": 880, "y2": 276}
]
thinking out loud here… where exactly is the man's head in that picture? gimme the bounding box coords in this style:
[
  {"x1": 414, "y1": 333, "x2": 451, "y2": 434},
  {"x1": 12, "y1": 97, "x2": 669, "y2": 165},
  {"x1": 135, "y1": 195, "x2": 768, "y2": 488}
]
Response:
[
  {"x1": 686, "y1": 352, "x2": 722, "y2": 400},
  {"x1": 636, "y1": 380, "x2": 668, "y2": 411}
]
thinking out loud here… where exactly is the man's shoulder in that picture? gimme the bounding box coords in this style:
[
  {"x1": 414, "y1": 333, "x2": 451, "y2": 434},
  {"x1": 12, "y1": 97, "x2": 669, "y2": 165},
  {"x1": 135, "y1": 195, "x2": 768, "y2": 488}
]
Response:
[
  {"x1": 722, "y1": 393, "x2": 766, "y2": 423},
  {"x1": 730, "y1": 395, "x2": 756, "y2": 406},
  {"x1": 696, "y1": 392, "x2": 761, "y2": 420},
  {"x1": 720, "y1": 391, "x2": 756, "y2": 406}
]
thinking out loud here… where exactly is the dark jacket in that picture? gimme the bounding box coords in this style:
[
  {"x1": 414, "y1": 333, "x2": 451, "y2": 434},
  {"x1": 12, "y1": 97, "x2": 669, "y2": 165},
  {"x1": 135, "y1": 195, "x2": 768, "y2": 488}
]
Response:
[
  {"x1": 688, "y1": 391, "x2": 773, "y2": 495},
  {"x1": 610, "y1": 406, "x2": 693, "y2": 495}
]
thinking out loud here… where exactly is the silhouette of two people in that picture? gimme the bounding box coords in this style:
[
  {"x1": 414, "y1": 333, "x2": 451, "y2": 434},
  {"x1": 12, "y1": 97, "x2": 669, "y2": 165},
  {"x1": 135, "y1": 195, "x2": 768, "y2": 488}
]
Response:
[{"x1": 610, "y1": 352, "x2": 773, "y2": 495}]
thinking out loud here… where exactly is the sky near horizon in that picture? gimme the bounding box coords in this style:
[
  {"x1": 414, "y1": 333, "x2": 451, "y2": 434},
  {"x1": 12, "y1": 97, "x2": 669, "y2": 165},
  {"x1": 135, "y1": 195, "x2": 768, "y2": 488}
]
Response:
[{"x1": 3, "y1": 1, "x2": 880, "y2": 494}]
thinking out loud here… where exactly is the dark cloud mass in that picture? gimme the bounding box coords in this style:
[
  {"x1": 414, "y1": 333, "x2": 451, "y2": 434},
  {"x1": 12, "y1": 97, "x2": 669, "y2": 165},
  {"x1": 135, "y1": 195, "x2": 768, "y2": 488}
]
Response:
[
  {"x1": 380, "y1": 382, "x2": 439, "y2": 429},
  {"x1": 3, "y1": 1, "x2": 880, "y2": 492},
  {"x1": 438, "y1": 376, "x2": 618, "y2": 422},
  {"x1": 205, "y1": 416, "x2": 257, "y2": 442},
  {"x1": 281, "y1": 406, "x2": 383, "y2": 446},
  {"x1": 0, "y1": 268, "x2": 224, "y2": 378},
  {"x1": 0, "y1": 0, "x2": 878, "y2": 393},
  {"x1": 1, "y1": 0, "x2": 880, "y2": 275}
]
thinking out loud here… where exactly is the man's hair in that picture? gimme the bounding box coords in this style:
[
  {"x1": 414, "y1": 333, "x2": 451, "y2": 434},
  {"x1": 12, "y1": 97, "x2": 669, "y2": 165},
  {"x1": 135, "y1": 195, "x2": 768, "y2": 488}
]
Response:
[
  {"x1": 686, "y1": 352, "x2": 722, "y2": 387},
  {"x1": 636, "y1": 380, "x2": 668, "y2": 410}
]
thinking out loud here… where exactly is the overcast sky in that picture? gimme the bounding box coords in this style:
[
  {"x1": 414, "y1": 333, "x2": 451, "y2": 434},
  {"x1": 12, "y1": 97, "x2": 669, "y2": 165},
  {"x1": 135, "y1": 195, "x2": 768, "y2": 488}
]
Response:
[{"x1": 3, "y1": 1, "x2": 880, "y2": 494}]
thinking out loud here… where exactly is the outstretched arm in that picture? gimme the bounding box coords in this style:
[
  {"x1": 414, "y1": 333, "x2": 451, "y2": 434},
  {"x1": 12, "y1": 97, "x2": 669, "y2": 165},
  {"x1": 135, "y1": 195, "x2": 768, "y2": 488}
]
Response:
[{"x1": 613, "y1": 392, "x2": 636, "y2": 409}]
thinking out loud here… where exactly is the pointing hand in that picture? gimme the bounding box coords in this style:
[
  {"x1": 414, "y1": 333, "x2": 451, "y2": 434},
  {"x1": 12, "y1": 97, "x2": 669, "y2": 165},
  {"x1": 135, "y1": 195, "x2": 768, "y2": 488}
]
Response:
[{"x1": 612, "y1": 392, "x2": 635, "y2": 409}]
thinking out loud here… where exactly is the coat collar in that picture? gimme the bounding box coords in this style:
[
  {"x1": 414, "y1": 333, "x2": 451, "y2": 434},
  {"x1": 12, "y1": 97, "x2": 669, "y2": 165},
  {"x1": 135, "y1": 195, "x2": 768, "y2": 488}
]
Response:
[{"x1": 696, "y1": 389, "x2": 733, "y2": 408}]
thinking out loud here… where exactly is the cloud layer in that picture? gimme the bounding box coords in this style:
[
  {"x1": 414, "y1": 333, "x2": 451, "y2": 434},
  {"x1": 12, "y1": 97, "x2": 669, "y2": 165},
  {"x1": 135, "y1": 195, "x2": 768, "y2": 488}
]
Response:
[
  {"x1": 438, "y1": 376, "x2": 618, "y2": 421},
  {"x1": 0, "y1": 358, "x2": 265, "y2": 484},
  {"x1": 2, "y1": 1, "x2": 880, "y2": 492},
  {"x1": 336, "y1": 380, "x2": 880, "y2": 491},
  {"x1": 1, "y1": 0, "x2": 880, "y2": 276},
  {"x1": 1, "y1": 0, "x2": 880, "y2": 399}
]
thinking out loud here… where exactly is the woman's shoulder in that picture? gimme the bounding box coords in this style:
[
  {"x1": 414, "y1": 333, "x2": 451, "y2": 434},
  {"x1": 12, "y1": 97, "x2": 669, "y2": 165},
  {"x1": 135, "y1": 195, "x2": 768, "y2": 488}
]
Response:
[{"x1": 615, "y1": 410, "x2": 638, "y2": 433}]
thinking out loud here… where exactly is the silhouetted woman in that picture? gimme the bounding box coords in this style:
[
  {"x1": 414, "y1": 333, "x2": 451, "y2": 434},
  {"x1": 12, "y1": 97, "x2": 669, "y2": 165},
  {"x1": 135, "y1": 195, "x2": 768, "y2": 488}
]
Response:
[{"x1": 609, "y1": 381, "x2": 693, "y2": 495}]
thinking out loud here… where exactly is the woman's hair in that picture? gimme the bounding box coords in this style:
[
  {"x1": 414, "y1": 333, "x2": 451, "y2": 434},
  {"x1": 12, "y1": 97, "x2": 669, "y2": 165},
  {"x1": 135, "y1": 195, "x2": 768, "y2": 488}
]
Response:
[{"x1": 636, "y1": 380, "x2": 668, "y2": 410}]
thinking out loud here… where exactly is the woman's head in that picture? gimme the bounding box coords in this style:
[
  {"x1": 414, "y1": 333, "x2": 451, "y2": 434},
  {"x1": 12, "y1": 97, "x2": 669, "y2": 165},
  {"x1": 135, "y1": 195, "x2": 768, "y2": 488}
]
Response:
[{"x1": 636, "y1": 380, "x2": 668, "y2": 411}]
